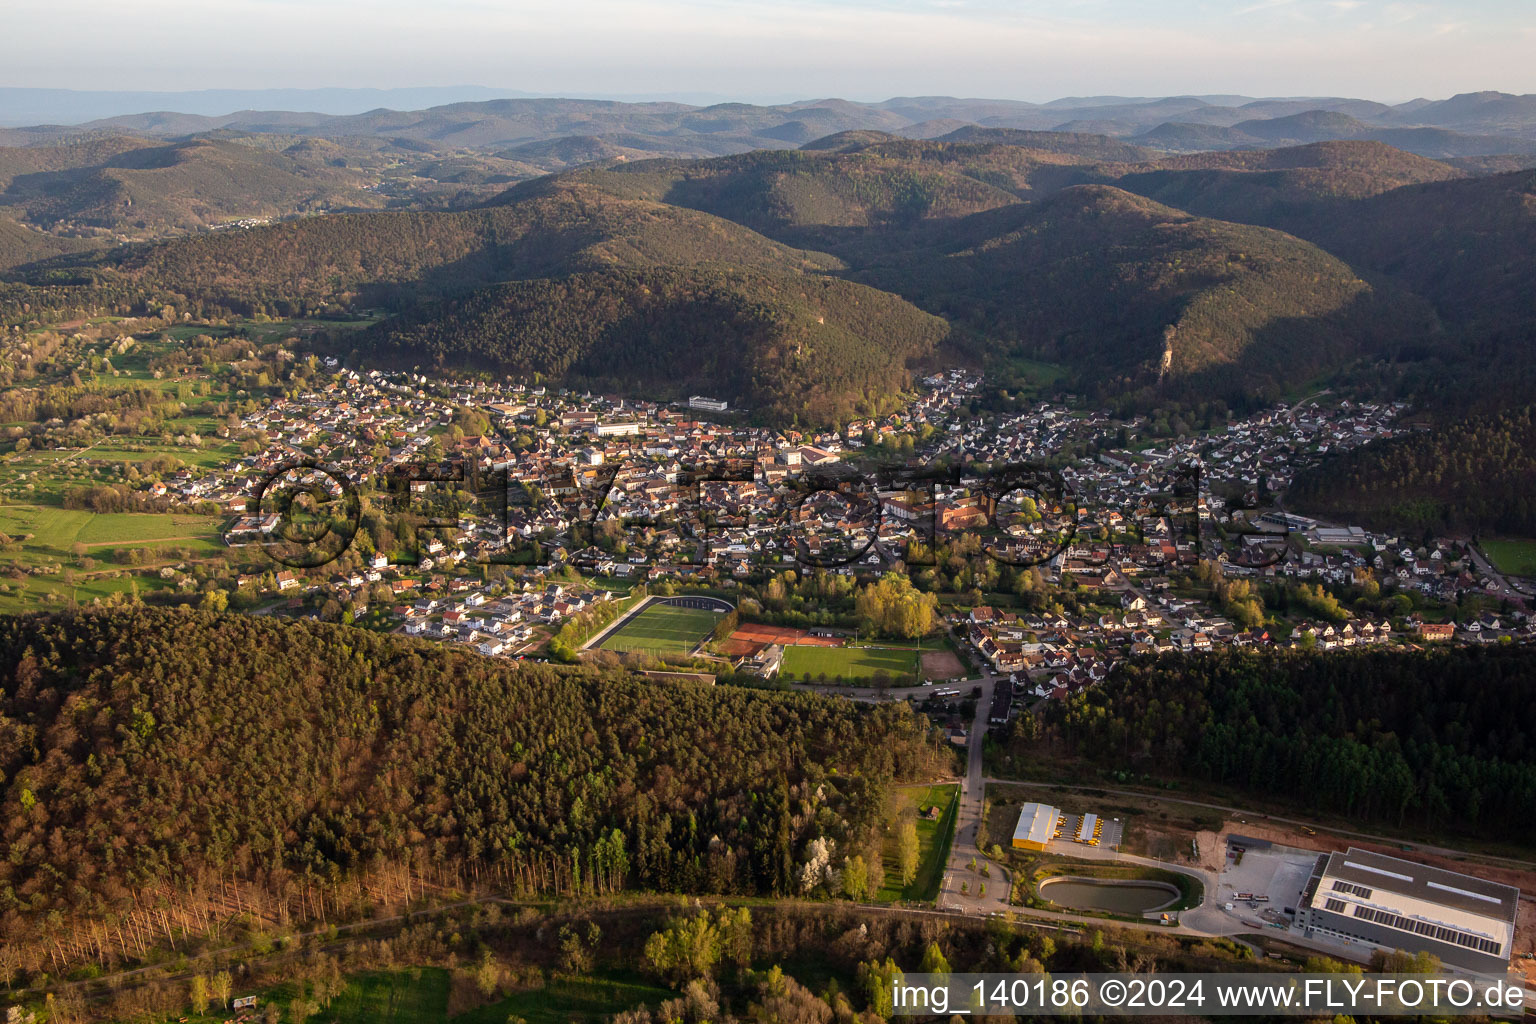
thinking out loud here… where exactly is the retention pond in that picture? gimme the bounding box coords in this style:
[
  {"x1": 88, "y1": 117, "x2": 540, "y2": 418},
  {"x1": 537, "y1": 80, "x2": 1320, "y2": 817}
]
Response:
[{"x1": 1038, "y1": 877, "x2": 1180, "y2": 914}]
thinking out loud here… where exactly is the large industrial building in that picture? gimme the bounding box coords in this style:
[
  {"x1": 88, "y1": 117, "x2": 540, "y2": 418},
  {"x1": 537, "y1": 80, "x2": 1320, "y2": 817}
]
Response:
[
  {"x1": 1011, "y1": 802, "x2": 1059, "y2": 851},
  {"x1": 1296, "y1": 847, "x2": 1518, "y2": 975}
]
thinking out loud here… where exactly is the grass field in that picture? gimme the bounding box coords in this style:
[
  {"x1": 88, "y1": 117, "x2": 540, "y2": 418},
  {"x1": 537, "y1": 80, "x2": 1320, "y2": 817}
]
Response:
[
  {"x1": 578, "y1": 573, "x2": 639, "y2": 595},
  {"x1": 152, "y1": 966, "x2": 667, "y2": 1024},
  {"x1": 989, "y1": 356, "x2": 1072, "y2": 398},
  {"x1": 1, "y1": 441, "x2": 241, "y2": 505},
  {"x1": 0, "y1": 507, "x2": 223, "y2": 555},
  {"x1": 86, "y1": 439, "x2": 243, "y2": 469},
  {"x1": 781, "y1": 644, "x2": 920, "y2": 681},
  {"x1": 877, "y1": 783, "x2": 959, "y2": 903},
  {"x1": 1483, "y1": 539, "x2": 1536, "y2": 578},
  {"x1": 160, "y1": 967, "x2": 452, "y2": 1024},
  {"x1": 599, "y1": 602, "x2": 720, "y2": 655},
  {"x1": 0, "y1": 570, "x2": 173, "y2": 616},
  {"x1": 323, "y1": 968, "x2": 453, "y2": 1023},
  {"x1": 0, "y1": 506, "x2": 226, "y2": 613},
  {"x1": 461, "y1": 972, "x2": 674, "y2": 1024}
]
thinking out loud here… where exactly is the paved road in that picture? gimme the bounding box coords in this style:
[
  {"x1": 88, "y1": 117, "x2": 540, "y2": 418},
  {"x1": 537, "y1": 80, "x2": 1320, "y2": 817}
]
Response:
[
  {"x1": 783, "y1": 627, "x2": 1021, "y2": 916},
  {"x1": 1286, "y1": 388, "x2": 1332, "y2": 416},
  {"x1": 787, "y1": 681, "x2": 932, "y2": 702},
  {"x1": 772, "y1": 623, "x2": 1534, "y2": 981},
  {"x1": 1468, "y1": 544, "x2": 1529, "y2": 604},
  {"x1": 922, "y1": 672, "x2": 1261, "y2": 944},
  {"x1": 783, "y1": 626, "x2": 1017, "y2": 915},
  {"x1": 938, "y1": 671, "x2": 1017, "y2": 915}
]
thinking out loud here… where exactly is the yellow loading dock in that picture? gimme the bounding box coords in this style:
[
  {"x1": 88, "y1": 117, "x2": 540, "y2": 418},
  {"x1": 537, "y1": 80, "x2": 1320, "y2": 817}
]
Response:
[
  {"x1": 1012, "y1": 801, "x2": 1060, "y2": 851},
  {"x1": 1075, "y1": 812, "x2": 1103, "y2": 845}
]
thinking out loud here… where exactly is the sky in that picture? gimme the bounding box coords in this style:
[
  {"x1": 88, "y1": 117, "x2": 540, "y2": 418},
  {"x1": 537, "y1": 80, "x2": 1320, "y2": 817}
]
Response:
[{"x1": 4, "y1": 0, "x2": 1534, "y2": 103}]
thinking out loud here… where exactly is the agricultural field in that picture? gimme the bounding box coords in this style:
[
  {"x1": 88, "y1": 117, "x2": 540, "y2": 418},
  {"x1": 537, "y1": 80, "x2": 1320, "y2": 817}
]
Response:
[
  {"x1": 0, "y1": 506, "x2": 227, "y2": 613},
  {"x1": 598, "y1": 601, "x2": 720, "y2": 655},
  {"x1": 0, "y1": 449, "x2": 103, "y2": 505},
  {"x1": 877, "y1": 783, "x2": 959, "y2": 902},
  {"x1": 1483, "y1": 538, "x2": 1536, "y2": 578},
  {"x1": 1, "y1": 438, "x2": 242, "y2": 506},
  {"x1": 0, "y1": 506, "x2": 224, "y2": 556},
  {"x1": 85, "y1": 438, "x2": 243, "y2": 469},
  {"x1": 0, "y1": 568, "x2": 175, "y2": 616},
  {"x1": 781, "y1": 643, "x2": 920, "y2": 682}
]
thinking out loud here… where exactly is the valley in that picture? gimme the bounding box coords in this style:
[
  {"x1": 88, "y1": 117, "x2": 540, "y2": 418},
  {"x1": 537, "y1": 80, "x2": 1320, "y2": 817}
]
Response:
[{"x1": 2, "y1": 74, "x2": 1534, "y2": 1024}]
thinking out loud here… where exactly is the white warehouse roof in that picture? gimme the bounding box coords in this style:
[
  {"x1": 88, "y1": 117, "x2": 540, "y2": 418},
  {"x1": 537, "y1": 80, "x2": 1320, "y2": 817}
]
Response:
[{"x1": 1013, "y1": 801, "x2": 1058, "y2": 847}]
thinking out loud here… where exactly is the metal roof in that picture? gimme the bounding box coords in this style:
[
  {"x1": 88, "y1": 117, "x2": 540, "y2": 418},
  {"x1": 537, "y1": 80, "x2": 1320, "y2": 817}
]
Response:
[
  {"x1": 1013, "y1": 802, "x2": 1057, "y2": 846},
  {"x1": 1323, "y1": 847, "x2": 1518, "y2": 925}
]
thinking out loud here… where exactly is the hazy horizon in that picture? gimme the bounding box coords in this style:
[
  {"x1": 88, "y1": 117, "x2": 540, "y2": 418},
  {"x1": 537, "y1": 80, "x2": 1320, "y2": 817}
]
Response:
[
  {"x1": 4, "y1": 0, "x2": 1533, "y2": 104},
  {"x1": 1, "y1": 85, "x2": 1530, "y2": 131}
]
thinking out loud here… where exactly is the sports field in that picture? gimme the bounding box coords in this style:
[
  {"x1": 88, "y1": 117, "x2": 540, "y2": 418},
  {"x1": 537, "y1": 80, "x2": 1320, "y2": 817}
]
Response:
[
  {"x1": 599, "y1": 602, "x2": 720, "y2": 655},
  {"x1": 781, "y1": 644, "x2": 920, "y2": 681},
  {"x1": 1483, "y1": 539, "x2": 1536, "y2": 578}
]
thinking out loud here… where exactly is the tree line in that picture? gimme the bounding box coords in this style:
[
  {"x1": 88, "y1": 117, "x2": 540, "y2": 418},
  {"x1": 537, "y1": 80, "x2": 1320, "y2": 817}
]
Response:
[
  {"x1": 1290, "y1": 406, "x2": 1536, "y2": 537},
  {"x1": 1029, "y1": 645, "x2": 1536, "y2": 839}
]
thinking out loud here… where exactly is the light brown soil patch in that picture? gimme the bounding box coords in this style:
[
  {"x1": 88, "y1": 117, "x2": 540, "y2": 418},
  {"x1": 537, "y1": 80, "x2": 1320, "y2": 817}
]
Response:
[
  {"x1": 1195, "y1": 829, "x2": 1225, "y2": 872},
  {"x1": 921, "y1": 649, "x2": 965, "y2": 679}
]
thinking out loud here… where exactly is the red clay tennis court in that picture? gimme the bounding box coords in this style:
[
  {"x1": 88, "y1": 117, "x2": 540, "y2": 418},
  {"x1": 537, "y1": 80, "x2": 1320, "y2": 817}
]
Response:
[{"x1": 718, "y1": 623, "x2": 843, "y2": 658}]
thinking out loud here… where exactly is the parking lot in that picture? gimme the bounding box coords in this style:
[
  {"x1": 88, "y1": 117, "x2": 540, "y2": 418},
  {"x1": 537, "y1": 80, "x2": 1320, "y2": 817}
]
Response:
[
  {"x1": 1217, "y1": 840, "x2": 1318, "y2": 922},
  {"x1": 1050, "y1": 811, "x2": 1126, "y2": 851}
]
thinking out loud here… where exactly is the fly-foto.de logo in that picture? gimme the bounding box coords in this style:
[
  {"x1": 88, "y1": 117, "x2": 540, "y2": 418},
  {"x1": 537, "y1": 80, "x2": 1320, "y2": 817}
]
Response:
[{"x1": 246, "y1": 456, "x2": 1292, "y2": 573}]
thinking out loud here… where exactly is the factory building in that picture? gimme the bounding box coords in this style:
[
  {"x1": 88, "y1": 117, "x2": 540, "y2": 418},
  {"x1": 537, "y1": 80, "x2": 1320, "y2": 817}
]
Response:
[
  {"x1": 1011, "y1": 802, "x2": 1059, "y2": 852},
  {"x1": 1296, "y1": 847, "x2": 1518, "y2": 975}
]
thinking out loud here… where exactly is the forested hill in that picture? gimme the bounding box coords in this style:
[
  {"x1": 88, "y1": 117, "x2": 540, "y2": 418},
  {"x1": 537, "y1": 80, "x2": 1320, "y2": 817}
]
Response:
[
  {"x1": 0, "y1": 136, "x2": 382, "y2": 236},
  {"x1": 7, "y1": 135, "x2": 1534, "y2": 425},
  {"x1": 0, "y1": 215, "x2": 96, "y2": 270},
  {"x1": 97, "y1": 181, "x2": 840, "y2": 313},
  {"x1": 0, "y1": 609, "x2": 941, "y2": 958},
  {"x1": 930, "y1": 126, "x2": 1157, "y2": 162},
  {"x1": 360, "y1": 266, "x2": 949, "y2": 423},
  {"x1": 850, "y1": 185, "x2": 1436, "y2": 403},
  {"x1": 485, "y1": 145, "x2": 1444, "y2": 405},
  {"x1": 1287, "y1": 406, "x2": 1536, "y2": 537},
  {"x1": 1108, "y1": 141, "x2": 1465, "y2": 227},
  {"x1": 1040, "y1": 646, "x2": 1536, "y2": 842},
  {"x1": 492, "y1": 145, "x2": 1029, "y2": 251},
  {"x1": 1109, "y1": 159, "x2": 1536, "y2": 339},
  {"x1": 1103, "y1": 157, "x2": 1536, "y2": 404}
]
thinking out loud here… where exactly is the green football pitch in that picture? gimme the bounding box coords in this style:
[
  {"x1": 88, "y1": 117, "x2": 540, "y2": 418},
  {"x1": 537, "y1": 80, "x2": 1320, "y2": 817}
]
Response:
[
  {"x1": 1483, "y1": 538, "x2": 1536, "y2": 578},
  {"x1": 781, "y1": 644, "x2": 920, "y2": 680},
  {"x1": 599, "y1": 602, "x2": 720, "y2": 655}
]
